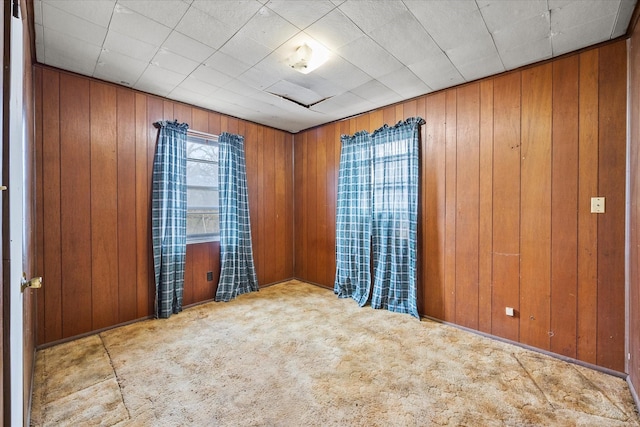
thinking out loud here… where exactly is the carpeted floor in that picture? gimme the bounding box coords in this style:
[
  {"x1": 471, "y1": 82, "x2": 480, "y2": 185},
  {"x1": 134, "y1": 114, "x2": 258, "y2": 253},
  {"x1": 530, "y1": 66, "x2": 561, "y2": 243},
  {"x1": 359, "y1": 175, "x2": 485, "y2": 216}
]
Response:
[{"x1": 31, "y1": 280, "x2": 640, "y2": 426}]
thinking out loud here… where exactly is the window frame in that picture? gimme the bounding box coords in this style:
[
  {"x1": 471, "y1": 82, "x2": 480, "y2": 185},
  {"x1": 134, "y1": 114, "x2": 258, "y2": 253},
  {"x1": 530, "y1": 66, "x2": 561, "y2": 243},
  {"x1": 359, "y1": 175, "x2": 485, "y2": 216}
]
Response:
[{"x1": 186, "y1": 130, "x2": 220, "y2": 245}]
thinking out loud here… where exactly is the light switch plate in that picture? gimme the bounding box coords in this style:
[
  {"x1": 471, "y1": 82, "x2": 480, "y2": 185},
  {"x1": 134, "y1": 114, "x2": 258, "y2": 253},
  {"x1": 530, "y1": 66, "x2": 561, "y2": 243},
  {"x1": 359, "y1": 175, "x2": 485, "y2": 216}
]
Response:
[{"x1": 591, "y1": 197, "x2": 605, "y2": 213}]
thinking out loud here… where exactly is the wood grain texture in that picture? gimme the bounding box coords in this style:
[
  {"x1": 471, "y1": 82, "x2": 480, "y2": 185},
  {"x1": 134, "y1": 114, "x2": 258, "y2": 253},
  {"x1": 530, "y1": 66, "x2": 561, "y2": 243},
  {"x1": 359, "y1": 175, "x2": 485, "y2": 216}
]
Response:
[
  {"x1": 423, "y1": 93, "x2": 447, "y2": 320},
  {"x1": 116, "y1": 88, "x2": 137, "y2": 323},
  {"x1": 491, "y1": 72, "x2": 521, "y2": 342},
  {"x1": 550, "y1": 56, "x2": 579, "y2": 358},
  {"x1": 577, "y1": 49, "x2": 599, "y2": 365},
  {"x1": 596, "y1": 41, "x2": 626, "y2": 372},
  {"x1": 629, "y1": 18, "x2": 640, "y2": 392},
  {"x1": 520, "y1": 63, "x2": 552, "y2": 351},
  {"x1": 36, "y1": 67, "x2": 293, "y2": 345},
  {"x1": 454, "y1": 84, "x2": 480, "y2": 329},
  {"x1": 478, "y1": 80, "x2": 493, "y2": 334},
  {"x1": 90, "y1": 81, "x2": 119, "y2": 330},
  {"x1": 444, "y1": 90, "x2": 457, "y2": 322},
  {"x1": 59, "y1": 73, "x2": 92, "y2": 338}
]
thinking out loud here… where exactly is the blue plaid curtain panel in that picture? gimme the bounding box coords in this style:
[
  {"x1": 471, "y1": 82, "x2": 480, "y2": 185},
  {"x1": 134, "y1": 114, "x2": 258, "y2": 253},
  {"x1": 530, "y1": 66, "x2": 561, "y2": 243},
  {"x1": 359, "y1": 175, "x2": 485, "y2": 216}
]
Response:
[
  {"x1": 371, "y1": 118, "x2": 424, "y2": 318},
  {"x1": 335, "y1": 118, "x2": 423, "y2": 318},
  {"x1": 215, "y1": 132, "x2": 259, "y2": 302},
  {"x1": 334, "y1": 131, "x2": 373, "y2": 306},
  {"x1": 152, "y1": 120, "x2": 189, "y2": 318}
]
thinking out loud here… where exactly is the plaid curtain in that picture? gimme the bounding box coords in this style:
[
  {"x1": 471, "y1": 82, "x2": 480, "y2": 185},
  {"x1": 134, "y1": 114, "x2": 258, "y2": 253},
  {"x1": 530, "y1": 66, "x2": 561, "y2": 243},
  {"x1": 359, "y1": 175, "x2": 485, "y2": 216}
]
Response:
[
  {"x1": 334, "y1": 131, "x2": 372, "y2": 306},
  {"x1": 152, "y1": 120, "x2": 188, "y2": 318},
  {"x1": 370, "y1": 118, "x2": 424, "y2": 318},
  {"x1": 215, "y1": 132, "x2": 259, "y2": 302}
]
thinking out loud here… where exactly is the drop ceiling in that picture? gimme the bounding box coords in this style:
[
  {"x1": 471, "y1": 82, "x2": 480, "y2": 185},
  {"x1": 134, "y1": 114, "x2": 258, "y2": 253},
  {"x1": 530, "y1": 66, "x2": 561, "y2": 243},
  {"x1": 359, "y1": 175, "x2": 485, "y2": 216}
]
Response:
[{"x1": 33, "y1": 0, "x2": 637, "y2": 133}]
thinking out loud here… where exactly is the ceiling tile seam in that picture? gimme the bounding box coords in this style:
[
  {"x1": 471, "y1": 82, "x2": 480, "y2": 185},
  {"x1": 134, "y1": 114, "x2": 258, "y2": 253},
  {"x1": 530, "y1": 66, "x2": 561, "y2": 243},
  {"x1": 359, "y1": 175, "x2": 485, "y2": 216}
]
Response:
[
  {"x1": 399, "y1": 0, "x2": 467, "y2": 86},
  {"x1": 270, "y1": 2, "x2": 340, "y2": 32},
  {"x1": 475, "y1": 0, "x2": 507, "y2": 72},
  {"x1": 128, "y1": 2, "x2": 195, "y2": 91}
]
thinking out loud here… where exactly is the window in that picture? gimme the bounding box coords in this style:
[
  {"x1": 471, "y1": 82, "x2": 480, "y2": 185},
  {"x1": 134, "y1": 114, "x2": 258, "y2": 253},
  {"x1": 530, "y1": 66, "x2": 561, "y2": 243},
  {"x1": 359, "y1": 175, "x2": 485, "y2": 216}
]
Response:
[{"x1": 186, "y1": 132, "x2": 219, "y2": 244}]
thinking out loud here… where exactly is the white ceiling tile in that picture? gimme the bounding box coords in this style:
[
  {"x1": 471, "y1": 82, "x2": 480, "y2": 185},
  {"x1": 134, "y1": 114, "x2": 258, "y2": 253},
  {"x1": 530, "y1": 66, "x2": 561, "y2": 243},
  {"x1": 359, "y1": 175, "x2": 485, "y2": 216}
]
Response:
[
  {"x1": 266, "y1": 80, "x2": 326, "y2": 106},
  {"x1": 178, "y1": 75, "x2": 221, "y2": 96},
  {"x1": 550, "y1": 0, "x2": 618, "y2": 33},
  {"x1": 175, "y1": 7, "x2": 235, "y2": 49},
  {"x1": 617, "y1": 0, "x2": 636, "y2": 33},
  {"x1": 455, "y1": 52, "x2": 505, "y2": 82},
  {"x1": 204, "y1": 51, "x2": 252, "y2": 78},
  {"x1": 613, "y1": 0, "x2": 636, "y2": 37},
  {"x1": 235, "y1": 7, "x2": 299, "y2": 50},
  {"x1": 42, "y1": 0, "x2": 115, "y2": 27},
  {"x1": 234, "y1": 65, "x2": 282, "y2": 91},
  {"x1": 313, "y1": 55, "x2": 371, "y2": 91},
  {"x1": 34, "y1": 0, "x2": 43, "y2": 25},
  {"x1": 350, "y1": 80, "x2": 402, "y2": 106},
  {"x1": 337, "y1": 36, "x2": 404, "y2": 79},
  {"x1": 377, "y1": 68, "x2": 432, "y2": 99},
  {"x1": 266, "y1": 0, "x2": 336, "y2": 29},
  {"x1": 43, "y1": 28, "x2": 102, "y2": 75},
  {"x1": 95, "y1": 49, "x2": 149, "y2": 85},
  {"x1": 492, "y1": 12, "x2": 550, "y2": 53},
  {"x1": 477, "y1": 0, "x2": 548, "y2": 33},
  {"x1": 35, "y1": 23, "x2": 45, "y2": 62},
  {"x1": 369, "y1": 12, "x2": 442, "y2": 67},
  {"x1": 219, "y1": 34, "x2": 271, "y2": 66},
  {"x1": 151, "y1": 49, "x2": 199, "y2": 75},
  {"x1": 162, "y1": 31, "x2": 215, "y2": 63},
  {"x1": 190, "y1": 0, "x2": 263, "y2": 31},
  {"x1": 190, "y1": 64, "x2": 234, "y2": 87},
  {"x1": 499, "y1": 36, "x2": 552, "y2": 70},
  {"x1": 109, "y1": 4, "x2": 172, "y2": 47},
  {"x1": 134, "y1": 64, "x2": 186, "y2": 96},
  {"x1": 338, "y1": 0, "x2": 408, "y2": 33},
  {"x1": 103, "y1": 30, "x2": 158, "y2": 62},
  {"x1": 42, "y1": 3, "x2": 108, "y2": 46},
  {"x1": 306, "y1": 8, "x2": 364, "y2": 50},
  {"x1": 409, "y1": 53, "x2": 465, "y2": 92},
  {"x1": 405, "y1": 0, "x2": 487, "y2": 50},
  {"x1": 117, "y1": 0, "x2": 190, "y2": 28},
  {"x1": 445, "y1": 34, "x2": 501, "y2": 71},
  {"x1": 551, "y1": 16, "x2": 616, "y2": 56},
  {"x1": 168, "y1": 86, "x2": 207, "y2": 106}
]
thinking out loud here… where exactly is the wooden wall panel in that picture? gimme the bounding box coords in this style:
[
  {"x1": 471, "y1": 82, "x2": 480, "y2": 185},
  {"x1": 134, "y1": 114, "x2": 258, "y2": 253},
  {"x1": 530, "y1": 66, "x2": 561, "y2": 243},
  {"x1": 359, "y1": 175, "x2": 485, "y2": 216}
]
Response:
[
  {"x1": 577, "y1": 49, "x2": 599, "y2": 365},
  {"x1": 491, "y1": 73, "x2": 521, "y2": 342},
  {"x1": 90, "y1": 81, "x2": 119, "y2": 330},
  {"x1": 596, "y1": 41, "x2": 627, "y2": 372},
  {"x1": 423, "y1": 93, "x2": 447, "y2": 319},
  {"x1": 35, "y1": 67, "x2": 294, "y2": 346},
  {"x1": 59, "y1": 74, "x2": 92, "y2": 338},
  {"x1": 293, "y1": 41, "x2": 627, "y2": 371},
  {"x1": 116, "y1": 88, "x2": 137, "y2": 323},
  {"x1": 40, "y1": 68, "x2": 62, "y2": 343},
  {"x1": 630, "y1": 14, "x2": 640, "y2": 397},
  {"x1": 520, "y1": 63, "x2": 552, "y2": 351},
  {"x1": 454, "y1": 84, "x2": 480, "y2": 329},
  {"x1": 550, "y1": 56, "x2": 579, "y2": 358}
]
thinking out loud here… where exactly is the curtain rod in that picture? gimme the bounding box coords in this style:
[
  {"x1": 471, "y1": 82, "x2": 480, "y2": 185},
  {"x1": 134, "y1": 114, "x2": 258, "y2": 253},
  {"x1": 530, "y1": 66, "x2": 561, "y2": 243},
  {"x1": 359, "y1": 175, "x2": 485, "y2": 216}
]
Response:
[{"x1": 188, "y1": 128, "x2": 219, "y2": 141}]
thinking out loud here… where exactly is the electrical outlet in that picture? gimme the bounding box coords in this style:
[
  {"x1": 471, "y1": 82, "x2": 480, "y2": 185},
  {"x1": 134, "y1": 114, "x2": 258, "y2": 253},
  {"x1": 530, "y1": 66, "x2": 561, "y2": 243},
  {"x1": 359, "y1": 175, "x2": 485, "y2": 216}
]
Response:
[{"x1": 206, "y1": 271, "x2": 213, "y2": 281}]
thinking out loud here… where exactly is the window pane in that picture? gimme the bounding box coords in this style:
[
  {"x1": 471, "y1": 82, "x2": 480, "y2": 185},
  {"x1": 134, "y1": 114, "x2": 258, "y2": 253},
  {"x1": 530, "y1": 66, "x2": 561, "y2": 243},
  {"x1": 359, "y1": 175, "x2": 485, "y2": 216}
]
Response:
[
  {"x1": 187, "y1": 211, "x2": 219, "y2": 242},
  {"x1": 187, "y1": 140, "x2": 218, "y2": 161},
  {"x1": 186, "y1": 133, "x2": 219, "y2": 243},
  {"x1": 187, "y1": 187, "x2": 218, "y2": 209},
  {"x1": 187, "y1": 160, "x2": 218, "y2": 187}
]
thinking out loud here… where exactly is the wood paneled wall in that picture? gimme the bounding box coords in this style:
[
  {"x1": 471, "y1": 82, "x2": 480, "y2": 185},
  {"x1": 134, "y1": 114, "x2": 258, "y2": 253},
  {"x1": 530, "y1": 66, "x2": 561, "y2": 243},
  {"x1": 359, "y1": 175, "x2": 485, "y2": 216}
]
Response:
[
  {"x1": 629, "y1": 16, "x2": 640, "y2": 398},
  {"x1": 294, "y1": 41, "x2": 627, "y2": 372},
  {"x1": 34, "y1": 66, "x2": 294, "y2": 346}
]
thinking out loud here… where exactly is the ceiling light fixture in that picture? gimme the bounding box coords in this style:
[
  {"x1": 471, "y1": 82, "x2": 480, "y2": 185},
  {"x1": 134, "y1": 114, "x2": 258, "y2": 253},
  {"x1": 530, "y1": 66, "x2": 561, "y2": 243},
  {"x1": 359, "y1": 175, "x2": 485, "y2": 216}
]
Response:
[{"x1": 287, "y1": 42, "x2": 329, "y2": 74}]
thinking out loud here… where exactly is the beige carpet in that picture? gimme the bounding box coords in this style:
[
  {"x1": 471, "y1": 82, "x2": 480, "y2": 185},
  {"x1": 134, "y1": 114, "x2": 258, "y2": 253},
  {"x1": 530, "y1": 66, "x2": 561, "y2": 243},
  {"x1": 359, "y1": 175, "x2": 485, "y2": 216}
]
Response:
[{"x1": 30, "y1": 280, "x2": 639, "y2": 426}]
